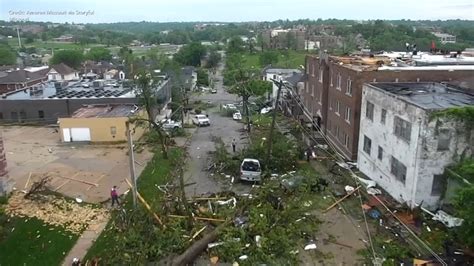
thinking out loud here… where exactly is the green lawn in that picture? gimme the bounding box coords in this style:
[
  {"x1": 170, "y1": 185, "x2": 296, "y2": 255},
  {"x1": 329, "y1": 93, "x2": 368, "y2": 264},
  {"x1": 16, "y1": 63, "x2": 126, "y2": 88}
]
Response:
[
  {"x1": 7, "y1": 38, "x2": 105, "y2": 51},
  {"x1": 0, "y1": 216, "x2": 78, "y2": 265},
  {"x1": 84, "y1": 148, "x2": 183, "y2": 260}
]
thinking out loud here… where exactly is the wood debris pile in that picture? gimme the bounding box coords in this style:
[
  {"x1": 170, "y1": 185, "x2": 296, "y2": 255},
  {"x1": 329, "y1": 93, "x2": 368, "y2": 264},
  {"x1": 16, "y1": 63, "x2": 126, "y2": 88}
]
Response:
[{"x1": 5, "y1": 191, "x2": 109, "y2": 234}]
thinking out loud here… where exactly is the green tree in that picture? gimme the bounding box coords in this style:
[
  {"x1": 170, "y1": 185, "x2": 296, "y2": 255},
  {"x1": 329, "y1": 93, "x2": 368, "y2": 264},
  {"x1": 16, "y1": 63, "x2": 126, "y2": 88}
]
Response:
[
  {"x1": 41, "y1": 32, "x2": 48, "y2": 42},
  {"x1": 454, "y1": 184, "x2": 474, "y2": 249},
  {"x1": 227, "y1": 36, "x2": 245, "y2": 54},
  {"x1": 50, "y1": 49, "x2": 84, "y2": 69},
  {"x1": 25, "y1": 37, "x2": 34, "y2": 44},
  {"x1": 206, "y1": 50, "x2": 221, "y2": 69},
  {"x1": 174, "y1": 42, "x2": 206, "y2": 66},
  {"x1": 0, "y1": 45, "x2": 16, "y2": 65},
  {"x1": 134, "y1": 71, "x2": 169, "y2": 159},
  {"x1": 86, "y1": 47, "x2": 112, "y2": 61},
  {"x1": 259, "y1": 51, "x2": 279, "y2": 66},
  {"x1": 196, "y1": 68, "x2": 209, "y2": 86}
]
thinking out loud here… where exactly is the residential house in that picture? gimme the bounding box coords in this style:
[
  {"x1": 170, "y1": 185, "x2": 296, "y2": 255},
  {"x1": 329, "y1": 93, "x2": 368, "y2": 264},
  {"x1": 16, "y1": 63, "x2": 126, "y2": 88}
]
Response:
[
  {"x1": 82, "y1": 60, "x2": 115, "y2": 79},
  {"x1": 58, "y1": 104, "x2": 146, "y2": 143},
  {"x1": 53, "y1": 35, "x2": 74, "y2": 42},
  {"x1": 0, "y1": 67, "x2": 49, "y2": 94},
  {"x1": 357, "y1": 82, "x2": 473, "y2": 209},
  {"x1": 48, "y1": 63, "x2": 79, "y2": 81},
  {"x1": 301, "y1": 52, "x2": 474, "y2": 160},
  {"x1": 262, "y1": 67, "x2": 303, "y2": 107}
]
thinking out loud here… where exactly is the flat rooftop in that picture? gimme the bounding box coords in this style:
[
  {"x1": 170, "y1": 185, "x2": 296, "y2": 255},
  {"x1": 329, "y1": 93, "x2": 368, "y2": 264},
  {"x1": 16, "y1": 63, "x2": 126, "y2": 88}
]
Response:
[
  {"x1": 368, "y1": 82, "x2": 474, "y2": 110},
  {"x1": 1, "y1": 80, "x2": 135, "y2": 100},
  {"x1": 71, "y1": 105, "x2": 139, "y2": 118}
]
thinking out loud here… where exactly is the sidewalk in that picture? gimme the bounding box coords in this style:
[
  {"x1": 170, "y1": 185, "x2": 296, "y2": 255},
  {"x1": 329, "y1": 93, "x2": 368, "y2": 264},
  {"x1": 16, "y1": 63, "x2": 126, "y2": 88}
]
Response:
[{"x1": 61, "y1": 213, "x2": 110, "y2": 266}]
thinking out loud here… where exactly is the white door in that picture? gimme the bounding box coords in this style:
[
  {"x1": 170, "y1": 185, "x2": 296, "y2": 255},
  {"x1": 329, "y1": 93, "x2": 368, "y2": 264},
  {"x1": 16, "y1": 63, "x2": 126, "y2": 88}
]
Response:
[
  {"x1": 70, "y1": 128, "x2": 91, "y2": 141},
  {"x1": 62, "y1": 128, "x2": 71, "y2": 142}
]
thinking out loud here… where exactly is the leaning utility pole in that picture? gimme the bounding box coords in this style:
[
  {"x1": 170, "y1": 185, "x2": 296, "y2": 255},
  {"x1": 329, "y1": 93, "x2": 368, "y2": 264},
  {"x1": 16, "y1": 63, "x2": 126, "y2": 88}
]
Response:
[
  {"x1": 126, "y1": 122, "x2": 138, "y2": 208},
  {"x1": 265, "y1": 79, "x2": 283, "y2": 173},
  {"x1": 16, "y1": 27, "x2": 22, "y2": 48}
]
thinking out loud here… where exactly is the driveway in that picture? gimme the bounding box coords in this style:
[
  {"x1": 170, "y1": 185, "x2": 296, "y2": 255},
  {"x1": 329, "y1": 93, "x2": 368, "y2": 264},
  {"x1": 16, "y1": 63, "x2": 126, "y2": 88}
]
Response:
[{"x1": 183, "y1": 58, "x2": 252, "y2": 198}]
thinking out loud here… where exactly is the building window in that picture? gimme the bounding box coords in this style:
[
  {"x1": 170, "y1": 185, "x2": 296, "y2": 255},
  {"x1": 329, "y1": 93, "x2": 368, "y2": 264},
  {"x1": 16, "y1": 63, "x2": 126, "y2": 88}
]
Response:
[
  {"x1": 38, "y1": 110, "x2": 45, "y2": 119},
  {"x1": 346, "y1": 79, "x2": 352, "y2": 96},
  {"x1": 366, "y1": 101, "x2": 374, "y2": 121},
  {"x1": 318, "y1": 69, "x2": 323, "y2": 83},
  {"x1": 336, "y1": 73, "x2": 342, "y2": 90},
  {"x1": 394, "y1": 116, "x2": 411, "y2": 142},
  {"x1": 329, "y1": 98, "x2": 333, "y2": 110},
  {"x1": 378, "y1": 146, "x2": 383, "y2": 160},
  {"x1": 312, "y1": 65, "x2": 315, "y2": 77},
  {"x1": 345, "y1": 107, "x2": 351, "y2": 123},
  {"x1": 318, "y1": 88, "x2": 322, "y2": 104},
  {"x1": 381, "y1": 109, "x2": 387, "y2": 124},
  {"x1": 437, "y1": 129, "x2": 450, "y2": 151},
  {"x1": 311, "y1": 84, "x2": 315, "y2": 97},
  {"x1": 391, "y1": 156, "x2": 407, "y2": 184},
  {"x1": 110, "y1": 126, "x2": 117, "y2": 135},
  {"x1": 0, "y1": 112, "x2": 3, "y2": 120},
  {"x1": 19, "y1": 111, "x2": 27, "y2": 122},
  {"x1": 431, "y1": 174, "x2": 445, "y2": 196},
  {"x1": 335, "y1": 101, "x2": 340, "y2": 115},
  {"x1": 306, "y1": 62, "x2": 310, "y2": 74},
  {"x1": 330, "y1": 71, "x2": 333, "y2": 86},
  {"x1": 343, "y1": 132, "x2": 349, "y2": 147},
  {"x1": 363, "y1": 135, "x2": 372, "y2": 155},
  {"x1": 305, "y1": 82, "x2": 309, "y2": 94}
]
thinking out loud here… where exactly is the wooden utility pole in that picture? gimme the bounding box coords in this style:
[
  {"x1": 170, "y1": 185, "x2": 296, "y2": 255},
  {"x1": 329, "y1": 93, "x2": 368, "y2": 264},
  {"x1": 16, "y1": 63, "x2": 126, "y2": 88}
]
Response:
[
  {"x1": 265, "y1": 79, "x2": 283, "y2": 173},
  {"x1": 126, "y1": 122, "x2": 138, "y2": 208}
]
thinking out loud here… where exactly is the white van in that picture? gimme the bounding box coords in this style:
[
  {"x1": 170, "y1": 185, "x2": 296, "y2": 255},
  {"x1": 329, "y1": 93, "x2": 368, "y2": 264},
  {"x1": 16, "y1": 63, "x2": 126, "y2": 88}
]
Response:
[{"x1": 240, "y1": 158, "x2": 262, "y2": 182}]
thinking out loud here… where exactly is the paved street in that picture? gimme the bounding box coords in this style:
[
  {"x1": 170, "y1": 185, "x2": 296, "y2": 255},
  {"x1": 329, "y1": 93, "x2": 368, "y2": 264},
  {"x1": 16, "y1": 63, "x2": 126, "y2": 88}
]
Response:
[{"x1": 183, "y1": 56, "x2": 252, "y2": 198}]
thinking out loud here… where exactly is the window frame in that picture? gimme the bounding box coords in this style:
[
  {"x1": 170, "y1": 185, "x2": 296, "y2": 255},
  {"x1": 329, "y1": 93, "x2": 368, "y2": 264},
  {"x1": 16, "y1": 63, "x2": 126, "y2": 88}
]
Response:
[
  {"x1": 390, "y1": 156, "x2": 407, "y2": 184},
  {"x1": 363, "y1": 135, "x2": 372, "y2": 155},
  {"x1": 366, "y1": 101, "x2": 374, "y2": 121},
  {"x1": 345, "y1": 106, "x2": 351, "y2": 123},
  {"x1": 378, "y1": 146, "x2": 383, "y2": 160},
  {"x1": 381, "y1": 109, "x2": 387, "y2": 124},
  {"x1": 336, "y1": 73, "x2": 342, "y2": 90},
  {"x1": 346, "y1": 79, "x2": 352, "y2": 96},
  {"x1": 394, "y1": 116, "x2": 412, "y2": 143}
]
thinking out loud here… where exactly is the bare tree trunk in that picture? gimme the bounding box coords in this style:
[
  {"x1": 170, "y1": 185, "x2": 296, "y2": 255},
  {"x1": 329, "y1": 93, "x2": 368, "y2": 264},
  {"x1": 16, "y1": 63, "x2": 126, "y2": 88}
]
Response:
[{"x1": 170, "y1": 229, "x2": 219, "y2": 266}]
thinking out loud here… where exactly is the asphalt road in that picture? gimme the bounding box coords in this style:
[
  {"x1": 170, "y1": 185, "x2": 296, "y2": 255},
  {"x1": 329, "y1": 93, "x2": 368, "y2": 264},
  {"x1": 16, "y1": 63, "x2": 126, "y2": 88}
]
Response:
[{"x1": 183, "y1": 57, "x2": 252, "y2": 198}]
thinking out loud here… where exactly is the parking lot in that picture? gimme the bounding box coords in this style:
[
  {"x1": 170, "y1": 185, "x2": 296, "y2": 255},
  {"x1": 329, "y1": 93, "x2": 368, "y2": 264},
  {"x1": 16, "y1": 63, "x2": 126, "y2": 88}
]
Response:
[{"x1": 2, "y1": 126, "x2": 152, "y2": 203}]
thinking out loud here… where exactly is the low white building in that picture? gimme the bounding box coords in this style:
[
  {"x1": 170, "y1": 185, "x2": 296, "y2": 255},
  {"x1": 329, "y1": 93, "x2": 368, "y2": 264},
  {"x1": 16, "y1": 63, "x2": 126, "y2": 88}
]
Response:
[
  {"x1": 48, "y1": 63, "x2": 79, "y2": 81},
  {"x1": 357, "y1": 82, "x2": 473, "y2": 210},
  {"x1": 432, "y1": 32, "x2": 456, "y2": 44}
]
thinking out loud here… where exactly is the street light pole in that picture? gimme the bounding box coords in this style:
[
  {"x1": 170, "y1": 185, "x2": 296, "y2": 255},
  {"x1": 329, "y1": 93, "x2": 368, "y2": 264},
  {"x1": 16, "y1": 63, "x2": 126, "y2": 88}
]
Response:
[{"x1": 126, "y1": 121, "x2": 138, "y2": 208}]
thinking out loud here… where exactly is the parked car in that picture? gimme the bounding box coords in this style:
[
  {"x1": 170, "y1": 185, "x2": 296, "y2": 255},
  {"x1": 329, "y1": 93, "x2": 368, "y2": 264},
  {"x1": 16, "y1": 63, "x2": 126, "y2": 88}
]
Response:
[
  {"x1": 240, "y1": 158, "x2": 262, "y2": 182},
  {"x1": 222, "y1": 103, "x2": 237, "y2": 110},
  {"x1": 233, "y1": 112, "x2": 242, "y2": 120},
  {"x1": 161, "y1": 119, "x2": 182, "y2": 130},
  {"x1": 200, "y1": 86, "x2": 211, "y2": 92},
  {"x1": 192, "y1": 114, "x2": 210, "y2": 126},
  {"x1": 210, "y1": 88, "x2": 217, "y2": 93},
  {"x1": 81, "y1": 83, "x2": 90, "y2": 88}
]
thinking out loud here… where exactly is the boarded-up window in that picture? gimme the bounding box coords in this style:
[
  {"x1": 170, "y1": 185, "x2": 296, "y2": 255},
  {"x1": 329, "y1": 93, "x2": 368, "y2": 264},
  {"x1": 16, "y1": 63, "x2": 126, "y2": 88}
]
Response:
[
  {"x1": 431, "y1": 174, "x2": 445, "y2": 196},
  {"x1": 437, "y1": 129, "x2": 450, "y2": 151},
  {"x1": 394, "y1": 116, "x2": 411, "y2": 142},
  {"x1": 391, "y1": 156, "x2": 407, "y2": 184},
  {"x1": 38, "y1": 110, "x2": 45, "y2": 119},
  {"x1": 366, "y1": 101, "x2": 374, "y2": 120},
  {"x1": 363, "y1": 135, "x2": 372, "y2": 155}
]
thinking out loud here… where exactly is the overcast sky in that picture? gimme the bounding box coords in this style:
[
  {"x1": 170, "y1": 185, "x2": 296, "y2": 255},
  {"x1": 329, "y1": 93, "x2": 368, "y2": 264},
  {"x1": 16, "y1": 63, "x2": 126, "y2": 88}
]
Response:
[{"x1": 2, "y1": 0, "x2": 473, "y2": 23}]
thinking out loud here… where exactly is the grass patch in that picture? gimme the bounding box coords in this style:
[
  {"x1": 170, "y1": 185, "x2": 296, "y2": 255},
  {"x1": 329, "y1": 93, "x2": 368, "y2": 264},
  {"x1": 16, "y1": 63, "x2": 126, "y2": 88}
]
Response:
[
  {"x1": 84, "y1": 148, "x2": 184, "y2": 262},
  {"x1": 0, "y1": 216, "x2": 78, "y2": 265},
  {"x1": 8, "y1": 38, "x2": 105, "y2": 51}
]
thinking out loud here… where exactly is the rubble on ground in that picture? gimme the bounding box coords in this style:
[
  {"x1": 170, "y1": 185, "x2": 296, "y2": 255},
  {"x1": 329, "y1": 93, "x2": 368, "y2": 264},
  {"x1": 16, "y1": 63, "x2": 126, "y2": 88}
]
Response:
[{"x1": 5, "y1": 191, "x2": 109, "y2": 234}]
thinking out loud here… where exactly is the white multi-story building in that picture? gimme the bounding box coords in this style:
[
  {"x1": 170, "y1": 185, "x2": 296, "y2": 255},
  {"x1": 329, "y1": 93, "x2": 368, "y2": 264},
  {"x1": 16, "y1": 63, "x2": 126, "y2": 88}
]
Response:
[{"x1": 357, "y1": 82, "x2": 473, "y2": 210}]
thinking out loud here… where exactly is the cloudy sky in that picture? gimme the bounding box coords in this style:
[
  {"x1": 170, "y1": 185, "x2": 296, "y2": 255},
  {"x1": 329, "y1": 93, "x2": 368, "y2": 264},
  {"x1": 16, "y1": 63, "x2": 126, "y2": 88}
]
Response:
[{"x1": 2, "y1": 0, "x2": 473, "y2": 23}]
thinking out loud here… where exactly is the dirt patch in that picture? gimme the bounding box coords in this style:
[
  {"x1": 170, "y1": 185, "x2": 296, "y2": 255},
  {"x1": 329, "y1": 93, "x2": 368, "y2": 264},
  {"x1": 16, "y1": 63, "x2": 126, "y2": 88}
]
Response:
[
  {"x1": 5, "y1": 191, "x2": 109, "y2": 235},
  {"x1": 2, "y1": 126, "x2": 152, "y2": 203}
]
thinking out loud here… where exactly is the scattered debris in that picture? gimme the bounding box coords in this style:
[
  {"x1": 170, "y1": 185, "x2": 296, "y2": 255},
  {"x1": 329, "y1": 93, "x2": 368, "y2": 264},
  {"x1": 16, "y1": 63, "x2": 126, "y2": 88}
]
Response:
[
  {"x1": 431, "y1": 210, "x2": 463, "y2": 228},
  {"x1": 367, "y1": 187, "x2": 382, "y2": 195},
  {"x1": 5, "y1": 192, "x2": 108, "y2": 234},
  {"x1": 255, "y1": 235, "x2": 262, "y2": 248},
  {"x1": 324, "y1": 186, "x2": 361, "y2": 212},
  {"x1": 238, "y1": 255, "x2": 248, "y2": 260},
  {"x1": 304, "y1": 243, "x2": 317, "y2": 250},
  {"x1": 344, "y1": 185, "x2": 355, "y2": 193}
]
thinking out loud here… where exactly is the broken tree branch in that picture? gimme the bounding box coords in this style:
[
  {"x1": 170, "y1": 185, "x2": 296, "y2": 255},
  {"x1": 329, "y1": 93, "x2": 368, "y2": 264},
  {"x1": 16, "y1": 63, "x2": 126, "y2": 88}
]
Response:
[
  {"x1": 168, "y1": 214, "x2": 226, "y2": 222},
  {"x1": 125, "y1": 178, "x2": 166, "y2": 228},
  {"x1": 324, "y1": 186, "x2": 361, "y2": 212}
]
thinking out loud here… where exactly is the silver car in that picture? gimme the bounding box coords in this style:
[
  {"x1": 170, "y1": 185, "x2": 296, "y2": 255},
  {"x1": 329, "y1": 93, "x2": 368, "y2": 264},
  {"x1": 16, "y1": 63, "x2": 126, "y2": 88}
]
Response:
[{"x1": 240, "y1": 159, "x2": 262, "y2": 182}]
